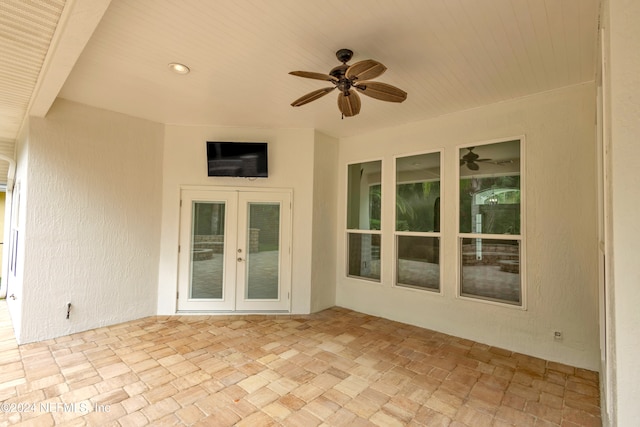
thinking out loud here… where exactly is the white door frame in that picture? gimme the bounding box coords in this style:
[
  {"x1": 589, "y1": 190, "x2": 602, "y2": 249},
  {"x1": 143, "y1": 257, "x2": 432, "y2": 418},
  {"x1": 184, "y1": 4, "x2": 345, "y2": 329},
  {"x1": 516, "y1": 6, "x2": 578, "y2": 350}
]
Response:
[
  {"x1": 177, "y1": 189, "x2": 238, "y2": 311},
  {"x1": 177, "y1": 186, "x2": 292, "y2": 313}
]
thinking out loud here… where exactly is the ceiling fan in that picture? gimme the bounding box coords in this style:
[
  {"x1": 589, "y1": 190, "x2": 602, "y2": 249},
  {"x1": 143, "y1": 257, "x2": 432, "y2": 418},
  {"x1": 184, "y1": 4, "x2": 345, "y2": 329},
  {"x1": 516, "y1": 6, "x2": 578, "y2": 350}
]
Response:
[
  {"x1": 460, "y1": 147, "x2": 492, "y2": 171},
  {"x1": 289, "y1": 48, "x2": 407, "y2": 118}
]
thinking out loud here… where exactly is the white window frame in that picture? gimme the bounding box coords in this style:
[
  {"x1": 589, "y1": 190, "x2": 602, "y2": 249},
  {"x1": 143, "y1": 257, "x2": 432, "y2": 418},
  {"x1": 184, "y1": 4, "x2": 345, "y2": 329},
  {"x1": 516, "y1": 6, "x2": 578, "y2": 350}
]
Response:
[
  {"x1": 345, "y1": 158, "x2": 383, "y2": 283},
  {"x1": 392, "y1": 150, "x2": 443, "y2": 294},
  {"x1": 456, "y1": 136, "x2": 526, "y2": 309}
]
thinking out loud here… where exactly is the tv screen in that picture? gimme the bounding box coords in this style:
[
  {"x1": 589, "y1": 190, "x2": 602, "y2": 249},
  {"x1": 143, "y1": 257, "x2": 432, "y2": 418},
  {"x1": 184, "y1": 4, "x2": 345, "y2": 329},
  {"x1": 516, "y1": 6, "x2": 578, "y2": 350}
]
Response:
[{"x1": 206, "y1": 142, "x2": 268, "y2": 178}]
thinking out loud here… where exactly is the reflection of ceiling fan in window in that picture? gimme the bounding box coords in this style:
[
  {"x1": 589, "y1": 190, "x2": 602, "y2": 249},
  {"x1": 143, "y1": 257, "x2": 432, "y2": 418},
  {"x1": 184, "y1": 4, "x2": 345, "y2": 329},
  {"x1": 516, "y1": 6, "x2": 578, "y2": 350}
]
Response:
[{"x1": 460, "y1": 147, "x2": 491, "y2": 171}]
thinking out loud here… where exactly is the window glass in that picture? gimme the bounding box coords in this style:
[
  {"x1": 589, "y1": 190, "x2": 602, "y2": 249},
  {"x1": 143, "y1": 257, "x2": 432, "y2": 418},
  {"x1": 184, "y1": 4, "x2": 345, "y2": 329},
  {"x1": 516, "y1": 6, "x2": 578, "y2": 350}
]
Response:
[
  {"x1": 459, "y1": 140, "x2": 520, "y2": 234},
  {"x1": 347, "y1": 161, "x2": 382, "y2": 230},
  {"x1": 395, "y1": 152, "x2": 441, "y2": 292},
  {"x1": 460, "y1": 238, "x2": 521, "y2": 304},
  {"x1": 347, "y1": 233, "x2": 381, "y2": 281},
  {"x1": 458, "y1": 139, "x2": 523, "y2": 305},
  {"x1": 396, "y1": 236, "x2": 439, "y2": 290},
  {"x1": 396, "y1": 152, "x2": 441, "y2": 232}
]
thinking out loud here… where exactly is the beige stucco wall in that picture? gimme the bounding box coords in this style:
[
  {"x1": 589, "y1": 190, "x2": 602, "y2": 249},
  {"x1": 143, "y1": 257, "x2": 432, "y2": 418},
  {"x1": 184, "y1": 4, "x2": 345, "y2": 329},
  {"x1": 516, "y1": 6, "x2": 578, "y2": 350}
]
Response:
[
  {"x1": 337, "y1": 82, "x2": 599, "y2": 370},
  {"x1": 156, "y1": 125, "x2": 318, "y2": 315},
  {"x1": 8, "y1": 99, "x2": 164, "y2": 343},
  {"x1": 310, "y1": 131, "x2": 339, "y2": 312},
  {"x1": 603, "y1": 0, "x2": 640, "y2": 424}
]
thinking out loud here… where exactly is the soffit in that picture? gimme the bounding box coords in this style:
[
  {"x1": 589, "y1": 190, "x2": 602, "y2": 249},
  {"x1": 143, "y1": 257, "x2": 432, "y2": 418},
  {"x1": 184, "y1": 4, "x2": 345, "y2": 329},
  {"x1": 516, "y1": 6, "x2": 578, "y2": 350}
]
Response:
[
  {"x1": 0, "y1": 0, "x2": 66, "y2": 183},
  {"x1": 0, "y1": 0, "x2": 110, "y2": 186}
]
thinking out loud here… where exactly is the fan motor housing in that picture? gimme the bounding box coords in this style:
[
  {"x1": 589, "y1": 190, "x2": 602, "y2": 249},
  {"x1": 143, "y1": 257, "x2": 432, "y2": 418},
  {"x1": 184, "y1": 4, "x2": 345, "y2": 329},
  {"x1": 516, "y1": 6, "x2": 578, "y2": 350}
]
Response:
[
  {"x1": 329, "y1": 63, "x2": 351, "y2": 93},
  {"x1": 329, "y1": 64, "x2": 349, "y2": 79}
]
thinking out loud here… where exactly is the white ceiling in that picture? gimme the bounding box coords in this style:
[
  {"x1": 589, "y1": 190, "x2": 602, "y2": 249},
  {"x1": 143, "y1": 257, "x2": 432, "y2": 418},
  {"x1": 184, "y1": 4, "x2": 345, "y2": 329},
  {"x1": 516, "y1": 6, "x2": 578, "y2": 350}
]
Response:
[{"x1": 0, "y1": 0, "x2": 602, "y2": 171}]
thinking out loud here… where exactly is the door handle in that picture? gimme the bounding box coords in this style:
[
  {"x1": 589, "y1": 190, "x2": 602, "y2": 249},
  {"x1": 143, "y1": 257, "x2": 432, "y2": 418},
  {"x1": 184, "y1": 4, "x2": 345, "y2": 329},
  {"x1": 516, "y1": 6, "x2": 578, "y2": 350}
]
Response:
[{"x1": 237, "y1": 257, "x2": 244, "y2": 262}]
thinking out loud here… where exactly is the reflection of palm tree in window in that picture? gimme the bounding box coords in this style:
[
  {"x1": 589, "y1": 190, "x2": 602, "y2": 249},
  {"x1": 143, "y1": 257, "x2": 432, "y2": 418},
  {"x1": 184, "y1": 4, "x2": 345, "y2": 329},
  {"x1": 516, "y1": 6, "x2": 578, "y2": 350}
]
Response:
[
  {"x1": 393, "y1": 181, "x2": 440, "y2": 232},
  {"x1": 368, "y1": 184, "x2": 382, "y2": 230},
  {"x1": 369, "y1": 181, "x2": 441, "y2": 231}
]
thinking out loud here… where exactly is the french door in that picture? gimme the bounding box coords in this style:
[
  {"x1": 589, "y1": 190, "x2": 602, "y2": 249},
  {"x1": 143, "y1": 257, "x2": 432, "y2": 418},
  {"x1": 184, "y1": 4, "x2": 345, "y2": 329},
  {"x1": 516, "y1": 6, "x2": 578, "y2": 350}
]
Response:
[{"x1": 177, "y1": 188, "x2": 291, "y2": 312}]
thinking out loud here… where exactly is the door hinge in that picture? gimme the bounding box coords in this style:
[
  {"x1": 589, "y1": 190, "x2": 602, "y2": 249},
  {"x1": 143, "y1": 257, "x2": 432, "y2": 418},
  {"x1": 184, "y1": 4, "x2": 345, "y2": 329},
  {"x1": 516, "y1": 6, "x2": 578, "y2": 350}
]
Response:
[
  {"x1": 176, "y1": 291, "x2": 179, "y2": 299},
  {"x1": 178, "y1": 245, "x2": 181, "y2": 253},
  {"x1": 180, "y1": 199, "x2": 183, "y2": 207}
]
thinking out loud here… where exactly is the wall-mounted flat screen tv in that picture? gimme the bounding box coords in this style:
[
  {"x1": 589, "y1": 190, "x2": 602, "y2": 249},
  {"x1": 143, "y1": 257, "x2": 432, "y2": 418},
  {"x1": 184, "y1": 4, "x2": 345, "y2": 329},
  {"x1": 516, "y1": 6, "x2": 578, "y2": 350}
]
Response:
[{"x1": 206, "y1": 141, "x2": 268, "y2": 178}]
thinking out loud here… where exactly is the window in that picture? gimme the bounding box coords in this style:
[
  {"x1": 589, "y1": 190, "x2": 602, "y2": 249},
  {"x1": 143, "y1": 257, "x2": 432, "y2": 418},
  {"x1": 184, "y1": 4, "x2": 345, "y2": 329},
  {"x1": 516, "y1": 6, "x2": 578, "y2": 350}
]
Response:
[
  {"x1": 346, "y1": 160, "x2": 382, "y2": 281},
  {"x1": 394, "y1": 152, "x2": 441, "y2": 291},
  {"x1": 458, "y1": 139, "x2": 523, "y2": 305}
]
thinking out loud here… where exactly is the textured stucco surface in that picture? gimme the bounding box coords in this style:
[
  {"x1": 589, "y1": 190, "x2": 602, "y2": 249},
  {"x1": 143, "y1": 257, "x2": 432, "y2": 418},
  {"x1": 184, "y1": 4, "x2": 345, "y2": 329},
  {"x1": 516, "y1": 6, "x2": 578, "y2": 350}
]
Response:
[
  {"x1": 310, "y1": 131, "x2": 339, "y2": 312},
  {"x1": 157, "y1": 125, "x2": 316, "y2": 315},
  {"x1": 606, "y1": 0, "x2": 640, "y2": 423},
  {"x1": 337, "y1": 83, "x2": 600, "y2": 370},
  {"x1": 11, "y1": 99, "x2": 164, "y2": 343}
]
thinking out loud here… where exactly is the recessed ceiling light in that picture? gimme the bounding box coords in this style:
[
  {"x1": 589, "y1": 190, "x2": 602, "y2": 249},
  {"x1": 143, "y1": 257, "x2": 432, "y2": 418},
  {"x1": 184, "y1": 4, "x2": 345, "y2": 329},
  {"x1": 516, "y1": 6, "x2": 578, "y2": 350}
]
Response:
[{"x1": 168, "y1": 62, "x2": 190, "y2": 74}]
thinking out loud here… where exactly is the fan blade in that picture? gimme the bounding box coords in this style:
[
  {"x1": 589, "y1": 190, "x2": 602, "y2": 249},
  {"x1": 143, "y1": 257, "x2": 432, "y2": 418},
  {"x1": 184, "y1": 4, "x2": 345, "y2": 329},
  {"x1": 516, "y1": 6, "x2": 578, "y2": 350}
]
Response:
[
  {"x1": 337, "y1": 90, "x2": 361, "y2": 117},
  {"x1": 354, "y1": 81, "x2": 407, "y2": 103},
  {"x1": 289, "y1": 71, "x2": 337, "y2": 82},
  {"x1": 345, "y1": 60, "x2": 386, "y2": 81},
  {"x1": 467, "y1": 162, "x2": 480, "y2": 171},
  {"x1": 291, "y1": 87, "x2": 336, "y2": 107}
]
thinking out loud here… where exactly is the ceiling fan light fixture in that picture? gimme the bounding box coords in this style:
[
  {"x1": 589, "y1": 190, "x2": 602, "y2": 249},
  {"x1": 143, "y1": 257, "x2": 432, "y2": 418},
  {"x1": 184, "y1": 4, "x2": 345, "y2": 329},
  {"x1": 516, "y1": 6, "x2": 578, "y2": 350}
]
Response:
[
  {"x1": 168, "y1": 62, "x2": 190, "y2": 74},
  {"x1": 289, "y1": 49, "x2": 406, "y2": 118}
]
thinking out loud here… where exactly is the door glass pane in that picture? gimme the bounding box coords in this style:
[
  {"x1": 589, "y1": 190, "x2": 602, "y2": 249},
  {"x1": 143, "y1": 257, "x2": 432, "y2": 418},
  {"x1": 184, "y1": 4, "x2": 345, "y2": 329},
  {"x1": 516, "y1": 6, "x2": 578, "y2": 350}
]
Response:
[
  {"x1": 460, "y1": 238, "x2": 521, "y2": 304},
  {"x1": 190, "y1": 202, "x2": 225, "y2": 299},
  {"x1": 347, "y1": 161, "x2": 382, "y2": 230},
  {"x1": 246, "y1": 202, "x2": 280, "y2": 299},
  {"x1": 459, "y1": 140, "x2": 521, "y2": 234},
  {"x1": 396, "y1": 236, "x2": 439, "y2": 291},
  {"x1": 347, "y1": 233, "x2": 381, "y2": 281}
]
